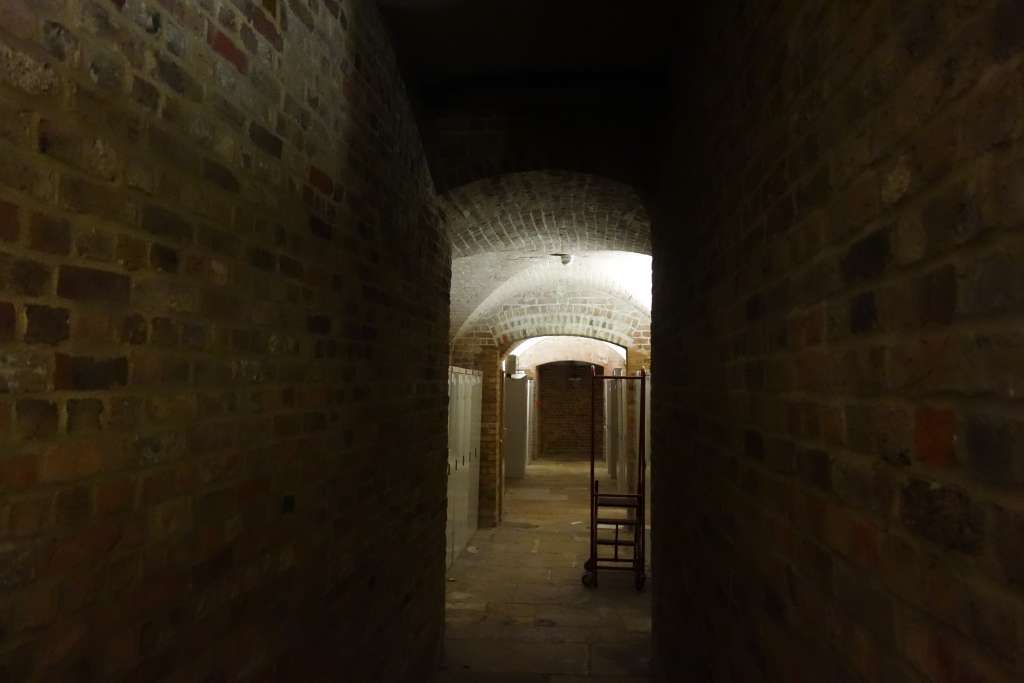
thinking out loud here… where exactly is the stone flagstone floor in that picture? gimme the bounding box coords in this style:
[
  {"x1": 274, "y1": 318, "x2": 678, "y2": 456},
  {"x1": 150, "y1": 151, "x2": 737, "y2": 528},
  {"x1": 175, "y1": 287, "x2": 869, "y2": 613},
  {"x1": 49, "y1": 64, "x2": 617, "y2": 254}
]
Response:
[{"x1": 436, "y1": 460, "x2": 651, "y2": 683}]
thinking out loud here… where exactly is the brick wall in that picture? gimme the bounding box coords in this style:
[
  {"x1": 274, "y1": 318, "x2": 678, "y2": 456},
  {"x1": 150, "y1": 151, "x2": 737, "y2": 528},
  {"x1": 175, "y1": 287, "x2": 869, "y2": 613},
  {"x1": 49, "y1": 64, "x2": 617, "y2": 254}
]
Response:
[
  {"x1": 0, "y1": 0, "x2": 450, "y2": 680},
  {"x1": 451, "y1": 290, "x2": 651, "y2": 370},
  {"x1": 476, "y1": 346, "x2": 501, "y2": 528},
  {"x1": 537, "y1": 361, "x2": 603, "y2": 461},
  {"x1": 655, "y1": 1, "x2": 1024, "y2": 680},
  {"x1": 442, "y1": 171, "x2": 651, "y2": 258}
]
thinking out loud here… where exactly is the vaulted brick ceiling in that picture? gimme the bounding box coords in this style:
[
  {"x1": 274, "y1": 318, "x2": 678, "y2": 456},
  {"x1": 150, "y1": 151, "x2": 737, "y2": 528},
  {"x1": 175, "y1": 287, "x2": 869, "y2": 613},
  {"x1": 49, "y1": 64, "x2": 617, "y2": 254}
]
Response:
[
  {"x1": 376, "y1": 0, "x2": 666, "y2": 353},
  {"x1": 441, "y1": 172, "x2": 652, "y2": 342},
  {"x1": 509, "y1": 336, "x2": 627, "y2": 372}
]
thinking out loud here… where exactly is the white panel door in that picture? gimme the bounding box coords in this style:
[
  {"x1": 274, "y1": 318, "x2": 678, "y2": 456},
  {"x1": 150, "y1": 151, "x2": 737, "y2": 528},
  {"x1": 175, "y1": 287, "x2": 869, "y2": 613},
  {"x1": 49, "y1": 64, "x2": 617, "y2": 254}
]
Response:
[
  {"x1": 446, "y1": 370, "x2": 456, "y2": 568},
  {"x1": 468, "y1": 375, "x2": 481, "y2": 536}
]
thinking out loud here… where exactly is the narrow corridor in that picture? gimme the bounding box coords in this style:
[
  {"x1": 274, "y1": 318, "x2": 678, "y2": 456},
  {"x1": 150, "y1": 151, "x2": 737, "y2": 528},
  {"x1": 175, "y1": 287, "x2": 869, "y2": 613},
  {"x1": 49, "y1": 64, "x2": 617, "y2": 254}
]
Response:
[
  {"x1": 5, "y1": 1, "x2": 1024, "y2": 679},
  {"x1": 438, "y1": 461, "x2": 651, "y2": 682}
]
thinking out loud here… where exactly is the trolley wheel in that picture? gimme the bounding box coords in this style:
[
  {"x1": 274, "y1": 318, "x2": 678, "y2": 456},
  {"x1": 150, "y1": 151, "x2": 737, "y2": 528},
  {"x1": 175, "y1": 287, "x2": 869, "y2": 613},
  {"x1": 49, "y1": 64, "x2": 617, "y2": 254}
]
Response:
[
  {"x1": 582, "y1": 572, "x2": 596, "y2": 588},
  {"x1": 634, "y1": 573, "x2": 646, "y2": 592}
]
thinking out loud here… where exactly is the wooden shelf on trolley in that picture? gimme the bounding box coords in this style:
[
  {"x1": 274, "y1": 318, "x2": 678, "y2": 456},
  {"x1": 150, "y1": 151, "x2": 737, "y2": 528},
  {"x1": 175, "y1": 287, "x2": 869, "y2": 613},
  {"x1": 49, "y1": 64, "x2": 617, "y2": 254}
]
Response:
[
  {"x1": 582, "y1": 368, "x2": 648, "y2": 592},
  {"x1": 595, "y1": 493, "x2": 641, "y2": 508},
  {"x1": 596, "y1": 517, "x2": 639, "y2": 526}
]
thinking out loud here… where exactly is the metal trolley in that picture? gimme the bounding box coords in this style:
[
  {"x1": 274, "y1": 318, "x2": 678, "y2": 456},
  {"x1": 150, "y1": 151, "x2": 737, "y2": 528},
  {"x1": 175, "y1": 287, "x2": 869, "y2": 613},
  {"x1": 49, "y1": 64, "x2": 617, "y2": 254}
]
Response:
[{"x1": 582, "y1": 368, "x2": 647, "y2": 591}]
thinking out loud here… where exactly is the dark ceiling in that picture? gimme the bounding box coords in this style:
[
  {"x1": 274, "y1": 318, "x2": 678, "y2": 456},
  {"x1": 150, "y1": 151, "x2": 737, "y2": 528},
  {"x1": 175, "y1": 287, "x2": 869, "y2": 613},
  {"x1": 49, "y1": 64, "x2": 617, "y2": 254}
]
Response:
[
  {"x1": 376, "y1": 0, "x2": 677, "y2": 194},
  {"x1": 375, "y1": 0, "x2": 677, "y2": 93}
]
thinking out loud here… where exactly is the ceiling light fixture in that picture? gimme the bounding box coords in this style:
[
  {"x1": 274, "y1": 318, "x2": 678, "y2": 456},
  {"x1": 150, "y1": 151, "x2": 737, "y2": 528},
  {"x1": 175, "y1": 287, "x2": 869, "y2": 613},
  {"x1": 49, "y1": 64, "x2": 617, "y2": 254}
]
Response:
[{"x1": 551, "y1": 253, "x2": 574, "y2": 266}]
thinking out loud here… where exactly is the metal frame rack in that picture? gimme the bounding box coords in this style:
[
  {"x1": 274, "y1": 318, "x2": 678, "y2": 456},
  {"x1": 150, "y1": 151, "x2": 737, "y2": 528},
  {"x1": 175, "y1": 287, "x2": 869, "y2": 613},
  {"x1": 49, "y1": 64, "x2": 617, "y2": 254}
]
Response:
[{"x1": 582, "y1": 368, "x2": 647, "y2": 591}]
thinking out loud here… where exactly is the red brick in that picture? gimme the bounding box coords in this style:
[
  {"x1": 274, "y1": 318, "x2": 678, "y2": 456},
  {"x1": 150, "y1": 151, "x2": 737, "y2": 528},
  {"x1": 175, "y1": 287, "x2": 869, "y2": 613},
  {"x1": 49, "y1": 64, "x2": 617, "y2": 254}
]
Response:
[
  {"x1": 0, "y1": 40, "x2": 60, "y2": 97},
  {"x1": 913, "y1": 407, "x2": 956, "y2": 467},
  {"x1": 16, "y1": 399, "x2": 59, "y2": 439},
  {"x1": 310, "y1": 216, "x2": 332, "y2": 240},
  {"x1": 8, "y1": 496, "x2": 51, "y2": 536},
  {"x1": 250, "y1": 4, "x2": 283, "y2": 51},
  {"x1": 208, "y1": 29, "x2": 247, "y2": 74},
  {"x1": 0, "y1": 199, "x2": 18, "y2": 242},
  {"x1": 916, "y1": 265, "x2": 957, "y2": 327},
  {"x1": 47, "y1": 517, "x2": 138, "y2": 572},
  {"x1": 993, "y1": 506, "x2": 1024, "y2": 585},
  {"x1": 57, "y1": 265, "x2": 130, "y2": 304},
  {"x1": 309, "y1": 165, "x2": 334, "y2": 195},
  {"x1": 825, "y1": 504, "x2": 881, "y2": 570},
  {"x1": 55, "y1": 354, "x2": 129, "y2": 390},
  {"x1": 249, "y1": 121, "x2": 282, "y2": 158},
  {"x1": 9, "y1": 581, "x2": 58, "y2": 630},
  {"x1": 900, "y1": 479, "x2": 985, "y2": 554},
  {"x1": 131, "y1": 76, "x2": 160, "y2": 111},
  {"x1": 55, "y1": 484, "x2": 92, "y2": 526},
  {"x1": 903, "y1": 616, "x2": 1001, "y2": 683},
  {"x1": 287, "y1": 0, "x2": 314, "y2": 30},
  {"x1": 25, "y1": 304, "x2": 70, "y2": 345},
  {"x1": 9, "y1": 259, "x2": 53, "y2": 297},
  {"x1": 0, "y1": 351, "x2": 50, "y2": 394},
  {"x1": 201, "y1": 158, "x2": 239, "y2": 193},
  {"x1": 73, "y1": 310, "x2": 117, "y2": 345},
  {"x1": 964, "y1": 414, "x2": 1024, "y2": 485},
  {"x1": 154, "y1": 52, "x2": 201, "y2": 100},
  {"x1": 67, "y1": 398, "x2": 104, "y2": 433},
  {"x1": 0, "y1": 0, "x2": 37, "y2": 41},
  {"x1": 0, "y1": 453, "x2": 39, "y2": 491},
  {"x1": 59, "y1": 175, "x2": 130, "y2": 222},
  {"x1": 145, "y1": 393, "x2": 194, "y2": 425},
  {"x1": 75, "y1": 226, "x2": 116, "y2": 262},
  {"x1": 0, "y1": 398, "x2": 10, "y2": 437},
  {"x1": 116, "y1": 235, "x2": 147, "y2": 271},
  {"x1": 142, "y1": 465, "x2": 194, "y2": 506},
  {"x1": 141, "y1": 205, "x2": 193, "y2": 244},
  {"x1": 120, "y1": 314, "x2": 147, "y2": 345},
  {"x1": 147, "y1": 497, "x2": 193, "y2": 539},
  {"x1": 39, "y1": 442, "x2": 104, "y2": 483},
  {"x1": 0, "y1": 300, "x2": 14, "y2": 340},
  {"x1": 95, "y1": 476, "x2": 136, "y2": 515},
  {"x1": 149, "y1": 244, "x2": 180, "y2": 273}
]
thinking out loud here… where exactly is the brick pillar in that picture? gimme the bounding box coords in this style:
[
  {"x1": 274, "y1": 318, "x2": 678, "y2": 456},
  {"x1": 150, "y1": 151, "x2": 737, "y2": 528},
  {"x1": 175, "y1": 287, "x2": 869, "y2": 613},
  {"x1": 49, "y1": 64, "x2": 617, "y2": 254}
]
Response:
[
  {"x1": 622, "y1": 349, "x2": 649, "y2": 495},
  {"x1": 477, "y1": 347, "x2": 502, "y2": 527}
]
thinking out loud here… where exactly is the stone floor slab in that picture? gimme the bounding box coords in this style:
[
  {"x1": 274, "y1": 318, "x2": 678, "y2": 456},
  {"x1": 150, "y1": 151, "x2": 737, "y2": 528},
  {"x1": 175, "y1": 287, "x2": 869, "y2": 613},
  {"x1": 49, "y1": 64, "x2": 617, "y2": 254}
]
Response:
[{"x1": 439, "y1": 461, "x2": 651, "y2": 681}]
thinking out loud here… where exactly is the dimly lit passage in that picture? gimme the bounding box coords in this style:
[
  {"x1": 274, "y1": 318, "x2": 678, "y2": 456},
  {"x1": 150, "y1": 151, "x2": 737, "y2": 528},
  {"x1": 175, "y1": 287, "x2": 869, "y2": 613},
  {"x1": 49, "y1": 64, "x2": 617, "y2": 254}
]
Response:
[{"x1": 1, "y1": 0, "x2": 1023, "y2": 681}]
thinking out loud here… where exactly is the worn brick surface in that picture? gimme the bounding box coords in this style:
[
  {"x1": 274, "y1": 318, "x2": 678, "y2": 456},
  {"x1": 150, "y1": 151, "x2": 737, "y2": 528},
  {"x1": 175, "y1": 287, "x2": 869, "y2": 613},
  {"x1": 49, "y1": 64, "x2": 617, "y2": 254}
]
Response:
[
  {"x1": 537, "y1": 362, "x2": 604, "y2": 460},
  {"x1": 0, "y1": 0, "x2": 448, "y2": 680},
  {"x1": 653, "y1": 2, "x2": 1024, "y2": 682}
]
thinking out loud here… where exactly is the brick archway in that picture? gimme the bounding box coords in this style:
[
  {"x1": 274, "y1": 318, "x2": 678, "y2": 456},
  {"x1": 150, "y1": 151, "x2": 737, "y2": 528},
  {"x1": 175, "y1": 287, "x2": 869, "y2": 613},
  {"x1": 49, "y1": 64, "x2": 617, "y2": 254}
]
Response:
[
  {"x1": 443, "y1": 170, "x2": 652, "y2": 531},
  {"x1": 451, "y1": 287, "x2": 650, "y2": 368}
]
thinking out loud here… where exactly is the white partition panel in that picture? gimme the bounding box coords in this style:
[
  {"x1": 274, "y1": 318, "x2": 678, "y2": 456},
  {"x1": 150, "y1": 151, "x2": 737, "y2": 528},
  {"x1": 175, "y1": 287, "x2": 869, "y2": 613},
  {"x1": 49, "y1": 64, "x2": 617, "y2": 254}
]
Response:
[
  {"x1": 503, "y1": 377, "x2": 530, "y2": 479},
  {"x1": 525, "y1": 378, "x2": 535, "y2": 468},
  {"x1": 469, "y1": 374, "x2": 481, "y2": 536},
  {"x1": 446, "y1": 367, "x2": 483, "y2": 568},
  {"x1": 446, "y1": 370, "x2": 456, "y2": 568}
]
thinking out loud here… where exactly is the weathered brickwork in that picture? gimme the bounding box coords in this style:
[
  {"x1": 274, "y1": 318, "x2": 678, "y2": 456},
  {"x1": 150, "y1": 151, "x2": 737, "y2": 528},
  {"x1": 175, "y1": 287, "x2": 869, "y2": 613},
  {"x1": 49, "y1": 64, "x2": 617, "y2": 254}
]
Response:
[
  {"x1": 439, "y1": 164, "x2": 654, "y2": 530},
  {"x1": 655, "y1": 2, "x2": 1024, "y2": 681},
  {"x1": 514, "y1": 336, "x2": 627, "y2": 374},
  {"x1": 475, "y1": 345, "x2": 502, "y2": 528},
  {"x1": 442, "y1": 171, "x2": 650, "y2": 258},
  {"x1": 537, "y1": 361, "x2": 604, "y2": 461},
  {"x1": 0, "y1": 0, "x2": 449, "y2": 680},
  {"x1": 468, "y1": 289, "x2": 649, "y2": 354}
]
